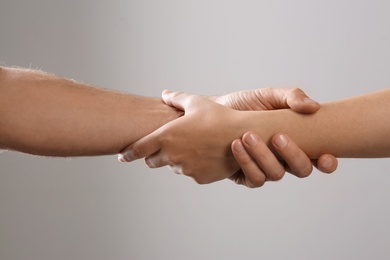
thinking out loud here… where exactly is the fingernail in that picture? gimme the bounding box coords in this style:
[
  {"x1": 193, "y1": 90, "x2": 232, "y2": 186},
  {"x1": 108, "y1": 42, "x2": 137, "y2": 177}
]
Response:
[
  {"x1": 303, "y1": 98, "x2": 318, "y2": 104},
  {"x1": 322, "y1": 157, "x2": 333, "y2": 169},
  {"x1": 233, "y1": 141, "x2": 245, "y2": 153},
  {"x1": 118, "y1": 150, "x2": 135, "y2": 162},
  {"x1": 245, "y1": 133, "x2": 258, "y2": 146},
  {"x1": 274, "y1": 134, "x2": 288, "y2": 149},
  {"x1": 162, "y1": 89, "x2": 172, "y2": 96},
  {"x1": 118, "y1": 154, "x2": 126, "y2": 162},
  {"x1": 145, "y1": 157, "x2": 155, "y2": 168}
]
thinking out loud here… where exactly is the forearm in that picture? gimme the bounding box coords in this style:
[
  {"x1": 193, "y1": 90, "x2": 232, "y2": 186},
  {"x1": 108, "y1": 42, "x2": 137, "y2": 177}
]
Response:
[
  {"x1": 243, "y1": 89, "x2": 390, "y2": 158},
  {"x1": 0, "y1": 67, "x2": 180, "y2": 156}
]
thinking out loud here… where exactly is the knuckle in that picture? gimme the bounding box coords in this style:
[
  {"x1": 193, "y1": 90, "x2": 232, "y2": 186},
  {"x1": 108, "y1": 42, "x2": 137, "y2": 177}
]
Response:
[
  {"x1": 194, "y1": 177, "x2": 209, "y2": 185},
  {"x1": 291, "y1": 87, "x2": 303, "y2": 94},
  {"x1": 169, "y1": 165, "x2": 183, "y2": 175},
  {"x1": 237, "y1": 155, "x2": 254, "y2": 167},
  {"x1": 248, "y1": 174, "x2": 266, "y2": 188},
  {"x1": 268, "y1": 168, "x2": 285, "y2": 181},
  {"x1": 131, "y1": 146, "x2": 142, "y2": 159},
  {"x1": 187, "y1": 95, "x2": 196, "y2": 102},
  {"x1": 158, "y1": 130, "x2": 174, "y2": 146},
  {"x1": 181, "y1": 94, "x2": 196, "y2": 106},
  {"x1": 296, "y1": 165, "x2": 313, "y2": 178},
  {"x1": 166, "y1": 156, "x2": 176, "y2": 166},
  {"x1": 244, "y1": 149, "x2": 269, "y2": 165},
  {"x1": 249, "y1": 180, "x2": 264, "y2": 188},
  {"x1": 320, "y1": 156, "x2": 338, "y2": 173},
  {"x1": 144, "y1": 157, "x2": 155, "y2": 168},
  {"x1": 171, "y1": 91, "x2": 183, "y2": 97},
  {"x1": 181, "y1": 166, "x2": 194, "y2": 178},
  {"x1": 184, "y1": 168, "x2": 210, "y2": 185},
  {"x1": 192, "y1": 173, "x2": 210, "y2": 185},
  {"x1": 166, "y1": 152, "x2": 182, "y2": 167}
]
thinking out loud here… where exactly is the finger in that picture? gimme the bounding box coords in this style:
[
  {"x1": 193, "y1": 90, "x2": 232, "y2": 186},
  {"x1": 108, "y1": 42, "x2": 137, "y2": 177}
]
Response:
[
  {"x1": 272, "y1": 133, "x2": 313, "y2": 178},
  {"x1": 118, "y1": 131, "x2": 161, "y2": 163},
  {"x1": 161, "y1": 90, "x2": 182, "y2": 107},
  {"x1": 284, "y1": 88, "x2": 320, "y2": 114},
  {"x1": 240, "y1": 132, "x2": 286, "y2": 181},
  {"x1": 316, "y1": 154, "x2": 338, "y2": 174},
  {"x1": 144, "y1": 151, "x2": 171, "y2": 168},
  {"x1": 254, "y1": 88, "x2": 320, "y2": 113},
  {"x1": 228, "y1": 171, "x2": 245, "y2": 185},
  {"x1": 229, "y1": 170, "x2": 257, "y2": 188},
  {"x1": 162, "y1": 90, "x2": 193, "y2": 111},
  {"x1": 231, "y1": 139, "x2": 266, "y2": 188},
  {"x1": 168, "y1": 165, "x2": 184, "y2": 175}
]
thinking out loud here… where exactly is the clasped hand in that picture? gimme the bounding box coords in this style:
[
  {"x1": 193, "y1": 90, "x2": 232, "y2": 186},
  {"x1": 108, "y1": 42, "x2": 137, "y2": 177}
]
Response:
[{"x1": 119, "y1": 88, "x2": 337, "y2": 187}]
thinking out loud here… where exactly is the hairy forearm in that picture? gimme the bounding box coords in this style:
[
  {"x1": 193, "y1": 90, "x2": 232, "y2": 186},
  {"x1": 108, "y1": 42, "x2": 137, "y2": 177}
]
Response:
[
  {"x1": 0, "y1": 67, "x2": 180, "y2": 156},
  {"x1": 243, "y1": 89, "x2": 390, "y2": 158}
]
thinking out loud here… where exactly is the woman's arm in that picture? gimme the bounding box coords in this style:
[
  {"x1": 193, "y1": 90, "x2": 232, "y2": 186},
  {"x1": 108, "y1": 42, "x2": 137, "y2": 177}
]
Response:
[
  {"x1": 241, "y1": 89, "x2": 390, "y2": 159},
  {"x1": 0, "y1": 67, "x2": 181, "y2": 156},
  {"x1": 229, "y1": 89, "x2": 390, "y2": 186}
]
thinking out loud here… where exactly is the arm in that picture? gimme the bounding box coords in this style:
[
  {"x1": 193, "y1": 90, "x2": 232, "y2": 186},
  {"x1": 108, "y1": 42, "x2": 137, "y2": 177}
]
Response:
[
  {"x1": 119, "y1": 90, "x2": 343, "y2": 185},
  {"x1": 241, "y1": 89, "x2": 390, "y2": 158},
  {"x1": 213, "y1": 88, "x2": 338, "y2": 181},
  {"x1": 0, "y1": 67, "x2": 181, "y2": 156},
  {"x1": 231, "y1": 89, "x2": 390, "y2": 185}
]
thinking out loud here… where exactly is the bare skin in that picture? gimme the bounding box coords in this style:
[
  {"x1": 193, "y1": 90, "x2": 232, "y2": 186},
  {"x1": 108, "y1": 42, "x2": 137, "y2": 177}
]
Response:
[
  {"x1": 0, "y1": 67, "x2": 337, "y2": 183},
  {"x1": 0, "y1": 67, "x2": 181, "y2": 156},
  {"x1": 120, "y1": 89, "x2": 341, "y2": 186},
  {"x1": 231, "y1": 133, "x2": 337, "y2": 187},
  {"x1": 120, "y1": 89, "x2": 389, "y2": 186},
  {"x1": 233, "y1": 89, "x2": 390, "y2": 185}
]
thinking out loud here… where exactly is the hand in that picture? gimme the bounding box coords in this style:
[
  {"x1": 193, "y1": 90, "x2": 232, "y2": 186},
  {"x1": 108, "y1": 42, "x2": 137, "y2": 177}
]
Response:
[
  {"x1": 119, "y1": 90, "x2": 247, "y2": 184},
  {"x1": 119, "y1": 88, "x2": 338, "y2": 187},
  {"x1": 215, "y1": 88, "x2": 338, "y2": 187},
  {"x1": 230, "y1": 132, "x2": 338, "y2": 188},
  {"x1": 213, "y1": 87, "x2": 321, "y2": 113}
]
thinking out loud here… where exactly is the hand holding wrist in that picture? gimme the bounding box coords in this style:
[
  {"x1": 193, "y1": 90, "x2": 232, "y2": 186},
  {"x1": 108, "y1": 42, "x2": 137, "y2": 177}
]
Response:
[{"x1": 120, "y1": 92, "x2": 249, "y2": 184}]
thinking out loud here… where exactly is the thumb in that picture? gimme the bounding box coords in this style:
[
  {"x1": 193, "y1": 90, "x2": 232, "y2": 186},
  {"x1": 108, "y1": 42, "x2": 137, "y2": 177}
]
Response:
[
  {"x1": 284, "y1": 88, "x2": 320, "y2": 114},
  {"x1": 118, "y1": 130, "x2": 161, "y2": 163},
  {"x1": 162, "y1": 90, "x2": 194, "y2": 111}
]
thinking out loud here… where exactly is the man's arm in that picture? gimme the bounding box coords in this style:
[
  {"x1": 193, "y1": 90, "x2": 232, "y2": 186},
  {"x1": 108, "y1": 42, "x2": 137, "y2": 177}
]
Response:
[{"x1": 0, "y1": 67, "x2": 181, "y2": 156}]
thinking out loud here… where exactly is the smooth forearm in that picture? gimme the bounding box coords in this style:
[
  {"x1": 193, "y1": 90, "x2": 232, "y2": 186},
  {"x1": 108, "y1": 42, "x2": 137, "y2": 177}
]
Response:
[
  {"x1": 243, "y1": 89, "x2": 390, "y2": 158},
  {"x1": 0, "y1": 67, "x2": 180, "y2": 156}
]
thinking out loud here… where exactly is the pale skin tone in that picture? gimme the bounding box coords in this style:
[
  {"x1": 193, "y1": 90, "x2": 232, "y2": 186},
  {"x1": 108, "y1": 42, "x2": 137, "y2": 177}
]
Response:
[
  {"x1": 120, "y1": 89, "x2": 390, "y2": 187},
  {"x1": 0, "y1": 67, "x2": 336, "y2": 183}
]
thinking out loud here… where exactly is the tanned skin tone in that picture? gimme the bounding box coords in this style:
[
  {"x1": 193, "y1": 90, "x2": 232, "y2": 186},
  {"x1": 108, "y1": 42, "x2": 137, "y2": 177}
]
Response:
[{"x1": 0, "y1": 67, "x2": 181, "y2": 156}]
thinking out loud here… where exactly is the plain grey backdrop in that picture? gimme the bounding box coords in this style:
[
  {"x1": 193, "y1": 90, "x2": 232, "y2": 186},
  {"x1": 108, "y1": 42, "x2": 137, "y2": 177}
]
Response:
[{"x1": 1, "y1": 0, "x2": 390, "y2": 259}]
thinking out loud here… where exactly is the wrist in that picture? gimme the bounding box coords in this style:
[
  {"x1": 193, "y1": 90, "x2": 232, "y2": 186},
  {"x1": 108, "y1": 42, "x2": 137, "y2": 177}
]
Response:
[{"x1": 236, "y1": 110, "x2": 278, "y2": 144}]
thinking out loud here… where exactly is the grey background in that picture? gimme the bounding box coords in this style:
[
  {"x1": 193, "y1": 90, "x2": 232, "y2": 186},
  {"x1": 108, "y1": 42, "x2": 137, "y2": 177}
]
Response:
[{"x1": 1, "y1": 0, "x2": 390, "y2": 259}]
